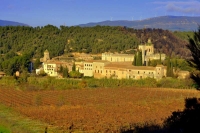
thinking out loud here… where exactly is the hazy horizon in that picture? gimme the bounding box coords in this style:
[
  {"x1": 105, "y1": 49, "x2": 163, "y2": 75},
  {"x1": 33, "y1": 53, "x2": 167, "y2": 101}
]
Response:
[{"x1": 1, "y1": 0, "x2": 200, "y2": 27}]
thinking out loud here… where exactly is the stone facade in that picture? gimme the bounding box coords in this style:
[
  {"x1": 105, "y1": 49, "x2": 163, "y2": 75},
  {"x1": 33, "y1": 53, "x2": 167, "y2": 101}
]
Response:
[
  {"x1": 83, "y1": 61, "x2": 94, "y2": 77},
  {"x1": 102, "y1": 53, "x2": 134, "y2": 62},
  {"x1": 102, "y1": 39, "x2": 166, "y2": 65},
  {"x1": 43, "y1": 61, "x2": 73, "y2": 77},
  {"x1": 77, "y1": 60, "x2": 166, "y2": 80},
  {"x1": 92, "y1": 61, "x2": 166, "y2": 80},
  {"x1": 76, "y1": 39, "x2": 168, "y2": 80},
  {"x1": 40, "y1": 49, "x2": 50, "y2": 62},
  {"x1": 43, "y1": 63, "x2": 58, "y2": 76},
  {"x1": 39, "y1": 50, "x2": 73, "y2": 77}
]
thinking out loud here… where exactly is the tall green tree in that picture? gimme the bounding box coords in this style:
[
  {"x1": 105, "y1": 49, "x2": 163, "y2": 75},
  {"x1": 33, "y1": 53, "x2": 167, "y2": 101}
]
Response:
[
  {"x1": 187, "y1": 26, "x2": 200, "y2": 88},
  {"x1": 132, "y1": 54, "x2": 137, "y2": 66},
  {"x1": 72, "y1": 63, "x2": 76, "y2": 71},
  {"x1": 63, "y1": 67, "x2": 69, "y2": 78},
  {"x1": 133, "y1": 50, "x2": 143, "y2": 66},
  {"x1": 166, "y1": 57, "x2": 174, "y2": 77},
  {"x1": 137, "y1": 50, "x2": 143, "y2": 66}
]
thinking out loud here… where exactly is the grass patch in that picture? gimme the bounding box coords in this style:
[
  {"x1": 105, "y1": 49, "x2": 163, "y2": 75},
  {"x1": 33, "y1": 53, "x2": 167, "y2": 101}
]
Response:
[
  {"x1": 0, "y1": 104, "x2": 63, "y2": 133},
  {"x1": 0, "y1": 125, "x2": 11, "y2": 133}
]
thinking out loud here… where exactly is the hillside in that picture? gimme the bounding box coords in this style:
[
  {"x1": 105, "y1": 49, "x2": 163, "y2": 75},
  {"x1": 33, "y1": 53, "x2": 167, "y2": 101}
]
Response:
[
  {"x1": 0, "y1": 20, "x2": 28, "y2": 26},
  {"x1": 126, "y1": 28, "x2": 191, "y2": 58},
  {"x1": 78, "y1": 16, "x2": 200, "y2": 31},
  {"x1": 0, "y1": 25, "x2": 191, "y2": 59},
  {"x1": 0, "y1": 25, "x2": 192, "y2": 75}
]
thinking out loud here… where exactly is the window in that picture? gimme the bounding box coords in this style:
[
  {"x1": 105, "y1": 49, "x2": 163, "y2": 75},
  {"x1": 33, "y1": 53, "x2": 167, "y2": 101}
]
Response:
[{"x1": 138, "y1": 71, "x2": 140, "y2": 74}]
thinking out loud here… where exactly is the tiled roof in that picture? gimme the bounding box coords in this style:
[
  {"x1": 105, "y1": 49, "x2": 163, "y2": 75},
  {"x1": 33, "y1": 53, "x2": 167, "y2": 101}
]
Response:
[
  {"x1": 103, "y1": 52, "x2": 134, "y2": 57},
  {"x1": 44, "y1": 61, "x2": 72, "y2": 65},
  {"x1": 105, "y1": 62, "x2": 155, "y2": 70},
  {"x1": 93, "y1": 60, "x2": 110, "y2": 63},
  {"x1": 156, "y1": 65, "x2": 164, "y2": 67}
]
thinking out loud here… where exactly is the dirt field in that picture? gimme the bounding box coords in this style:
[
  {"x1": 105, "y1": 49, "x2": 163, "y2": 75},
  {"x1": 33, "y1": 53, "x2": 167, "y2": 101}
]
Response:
[{"x1": 0, "y1": 87, "x2": 199, "y2": 132}]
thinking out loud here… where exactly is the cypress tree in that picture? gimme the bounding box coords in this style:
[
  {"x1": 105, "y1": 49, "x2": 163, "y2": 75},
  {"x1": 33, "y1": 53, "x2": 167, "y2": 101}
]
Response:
[
  {"x1": 138, "y1": 50, "x2": 143, "y2": 66},
  {"x1": 63, "y1": 67, "x2": 69, "y2": 78},
  {"x1": 133, "y1": 54, "x2": 137, "y2": 66},
  {"x1": 167, "y1": 57, "x2": 171, "y2": 77},
  {"x1": 166, "y1": 57, "x2": 174, "y2": 77},
  {"x1": 72, "y1": 63, "x2": 76, "y2": 71}
]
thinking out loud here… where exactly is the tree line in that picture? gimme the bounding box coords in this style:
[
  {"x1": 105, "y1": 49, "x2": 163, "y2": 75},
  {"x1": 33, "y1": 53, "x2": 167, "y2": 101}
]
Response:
[{"x1": 0, "y1": 25, "x2": 195, "y2": 75}]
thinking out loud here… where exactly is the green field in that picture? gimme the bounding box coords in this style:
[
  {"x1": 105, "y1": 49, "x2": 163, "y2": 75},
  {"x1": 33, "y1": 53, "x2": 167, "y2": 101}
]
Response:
[
  {"x1": 0, "y1": 125, "x2": 10, "y2": 133},
  {"x1": 0, "y1": 104, "x2": 63, "y2": 133}
]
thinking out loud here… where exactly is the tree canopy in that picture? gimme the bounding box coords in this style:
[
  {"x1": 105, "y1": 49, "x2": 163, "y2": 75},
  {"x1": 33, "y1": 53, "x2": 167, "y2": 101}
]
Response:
[
  {"x1": 0, "y1": 25, "x2": 195, "y2": 75},
  {"x1": 187, "y1": 26, "x2": 200, "y2": 88}
]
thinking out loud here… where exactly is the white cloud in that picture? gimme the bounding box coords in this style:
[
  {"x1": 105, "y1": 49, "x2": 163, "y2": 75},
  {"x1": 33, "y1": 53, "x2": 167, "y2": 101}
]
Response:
[{"x1": 153, "y1": 1, "x2": 200, "y2": 14}]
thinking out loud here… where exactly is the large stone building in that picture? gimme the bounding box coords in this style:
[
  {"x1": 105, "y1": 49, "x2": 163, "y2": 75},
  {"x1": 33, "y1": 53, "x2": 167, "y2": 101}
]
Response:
[
  {"x1": 76, "y1": 39, "x2": 167, "y2": 80},
  {"x1": 43, "y1": 61, "x2": 73, "y2": 77},
  {"x1": 102, "y1": 53, "x2": 134, "y2": 62},
  {"x1": 38, "y1": 50, "x2": 73, "y2": 77},
  {"x1": 37, "y1": 43, "x2": 190, "y2": 79},
  {"x1": 77, "y1": 60, "x2": 166, "y2": 80},
  {"x1": 102, "y1": 39, "x2": 166, "y2": 65}
]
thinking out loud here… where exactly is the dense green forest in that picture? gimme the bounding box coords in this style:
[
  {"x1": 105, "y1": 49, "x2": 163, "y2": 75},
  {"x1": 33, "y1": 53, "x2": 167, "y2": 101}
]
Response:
[{"x1": 0, "y1": 25, "x2": 193, "y2": 75}]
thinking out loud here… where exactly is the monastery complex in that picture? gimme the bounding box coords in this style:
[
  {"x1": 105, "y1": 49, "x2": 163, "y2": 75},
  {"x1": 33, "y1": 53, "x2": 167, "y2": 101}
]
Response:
[{"x1": 38, "y1": 39, "x2": 181, "y2": 80}]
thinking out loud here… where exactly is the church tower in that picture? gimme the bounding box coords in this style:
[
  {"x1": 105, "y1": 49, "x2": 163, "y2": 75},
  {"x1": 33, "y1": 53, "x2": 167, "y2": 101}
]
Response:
[
  {"x1": 43, "y1": 49, "x2": 50, "y2": 62},
  {"x1": 146, "y1": 38, "x2": 154, "y2": 56},
  {"x1": 138, "y1": 38, "x2": 154, "y2": 65}
]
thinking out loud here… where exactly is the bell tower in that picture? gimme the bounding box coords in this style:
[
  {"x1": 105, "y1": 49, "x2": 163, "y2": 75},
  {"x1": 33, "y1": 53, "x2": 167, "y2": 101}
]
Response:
[{"x1": 43, "y1": 49, "x2": 50, "y2": 62}]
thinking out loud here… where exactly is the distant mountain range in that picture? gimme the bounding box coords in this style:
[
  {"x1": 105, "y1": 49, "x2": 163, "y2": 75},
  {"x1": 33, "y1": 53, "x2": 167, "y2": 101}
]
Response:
[
  {"x1": 78, "y1": 16, "x2": 200, "y2": 31},
  {"x1": 1, "y1": 16, "x2": 200, "y2": 31},
  {"x1": 0, "y1": 20, "x2": 28, "y2": 26}
]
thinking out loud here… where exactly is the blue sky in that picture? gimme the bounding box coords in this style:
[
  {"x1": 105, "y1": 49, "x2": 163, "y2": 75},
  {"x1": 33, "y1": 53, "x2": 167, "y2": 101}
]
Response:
[{"x1": 1, "y1": 0, "x2": 200, "y2": 27}]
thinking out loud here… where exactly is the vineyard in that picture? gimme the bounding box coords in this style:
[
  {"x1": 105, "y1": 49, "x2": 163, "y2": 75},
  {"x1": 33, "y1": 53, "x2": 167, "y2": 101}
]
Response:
[{"x1": 0, "y1": 87, "x2": 199, "y2": 132}]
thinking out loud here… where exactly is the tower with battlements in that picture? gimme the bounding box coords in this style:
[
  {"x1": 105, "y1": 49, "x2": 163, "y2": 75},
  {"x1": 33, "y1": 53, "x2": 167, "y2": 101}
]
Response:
[
  {"x1": 138, "y1": 39, "x2": 154, "y2": 65},
  {"x1": 40, "y1": 49, "x2": 50, "y2": 62}
]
